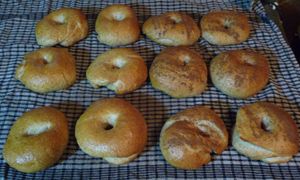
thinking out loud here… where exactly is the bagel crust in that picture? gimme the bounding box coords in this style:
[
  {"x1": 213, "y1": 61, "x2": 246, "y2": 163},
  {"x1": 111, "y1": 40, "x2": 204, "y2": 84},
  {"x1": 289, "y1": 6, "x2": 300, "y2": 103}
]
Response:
[
  {"x1": 86, "y1": 48, "x2": 147, "y2": 94},
  {"x1": 232, "y1": 102, "x2": 299, "y2": 163},
  {"x1": 150, "y1": 47, "x2": 207, "y2": 98},
  {"x1": 3, "y1": 107, "x2": 69, "y2": 173},
  {"x1": 143, "y1": 12, "x2": 201, "y2": 46},
  {"x1": 201, "y1": 11, "x2": 250, "y2": 45},
  {"x1": 15, "y1": 47, "x2": 76, "y2": 93},
  {"x1": 75, "y1": 98, "x2": 147, "y2": 165},
  {"x1": 36, "y1": 8, "x2": 88, "y2": 47},
  {"x1": 96, "y1": 4, "x2": 140, "y2": 46},
  {"x1": 160, "y1": 106, "x2": 228, "y2": 169},
  {"x1": 210, "y1": 50, "x2": 269, "y2": 99}
]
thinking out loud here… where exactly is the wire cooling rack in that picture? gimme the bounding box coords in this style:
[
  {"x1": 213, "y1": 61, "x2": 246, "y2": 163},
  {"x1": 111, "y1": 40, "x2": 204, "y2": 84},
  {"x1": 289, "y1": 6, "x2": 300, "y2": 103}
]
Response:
[{"x1": 0, "y1": 0, "x2": 300, "y2": 179}]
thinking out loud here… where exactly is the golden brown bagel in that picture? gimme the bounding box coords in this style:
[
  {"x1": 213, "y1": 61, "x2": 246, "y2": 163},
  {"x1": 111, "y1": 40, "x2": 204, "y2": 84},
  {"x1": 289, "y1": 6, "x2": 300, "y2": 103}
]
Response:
[
  {"x1": 96, "y1": 4, "x2": 140, "y2": 46},
  {"x1": 150, "y1": 47, "x2": 207, "y2": 98},
  {"x1": 15, "y1": 47, "x2": 76, "y2": 93},
  {"x1": 160, "y1": 106, "x2": 228, "y2": 169},
  {"x1": 75, "y1": 98, "x2": 147, "y2": 165},
  {"x1": 86, "y1": 48, "x2": 147, "y2": 94},
  {"x1": 143, "y1": 12, "x2": 201, "y2": 46},
  {"x1": 210, "y1": 50, "x2": 269, "y2": 99},
  {"x1": 3, "y1": 107, "x2": 69, "y2": 173},
  {"x1": 36, "y1": 8, "x2": 88, "y2": 47},
  {"x1": 200, "y1": 11, "x2": 250, "y2": 45},
  {"x1": 232, "y1": 102, "x2": 299, "y2": 163}
]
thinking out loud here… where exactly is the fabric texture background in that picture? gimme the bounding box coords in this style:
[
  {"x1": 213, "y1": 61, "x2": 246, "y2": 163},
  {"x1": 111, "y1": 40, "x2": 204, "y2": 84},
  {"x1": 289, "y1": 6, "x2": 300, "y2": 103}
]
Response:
[{"x1": 0, "y1": 0, "x2": 300, "y2": 179}]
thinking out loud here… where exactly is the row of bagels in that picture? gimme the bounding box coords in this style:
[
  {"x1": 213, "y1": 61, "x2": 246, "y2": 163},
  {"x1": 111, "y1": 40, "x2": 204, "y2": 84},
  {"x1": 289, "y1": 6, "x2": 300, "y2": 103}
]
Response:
[
  {"x1": 3, "y1": 98, "x2": 299, "y2": 173},
  {"x1": 16, "y1": 47, "x2": 269, "y2": 99},
  {"x1": 36, "y1": 4, "x2": 250, "y2": 47}
]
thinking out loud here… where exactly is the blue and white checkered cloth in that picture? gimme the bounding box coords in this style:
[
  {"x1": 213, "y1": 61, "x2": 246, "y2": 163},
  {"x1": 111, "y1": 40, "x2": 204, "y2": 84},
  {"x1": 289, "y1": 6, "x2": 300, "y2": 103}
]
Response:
[{"x1": 1, "y1": 0, "x2": 300, "y2": 179}]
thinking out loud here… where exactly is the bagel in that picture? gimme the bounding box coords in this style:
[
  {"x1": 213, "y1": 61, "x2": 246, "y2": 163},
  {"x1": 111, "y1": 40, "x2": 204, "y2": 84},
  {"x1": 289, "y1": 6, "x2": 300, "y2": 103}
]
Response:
[
  {"x1": 75, "y1": 98, "x2": 147, "y2": 165},
  {"x1": 86, "y1": 48, "x2": 147, "y2": 94},
  {"x1": 96, "y1": 4, "x2": 140, "y2": 46},
  {"x1": 200, "y1": 11, "x2": 250, "y2": 45},
  {"x1": 210, "y1": 50, "x2": 269, "y2": 99},
  {"x1": 143, "y1": 12, "x2": 201, "y2": 46},
  {"x1": 150, "y1": 47, "x2": 207, "y2": 98},
  {"x1": 232, "y1": 102, "x2": 299, "y2": 163},
  {"x1": 15, "y1": 47, "x2": 76, "y2": 93},
  {"x1": 36, "y1": 8, "x2": 88, "y2": 47},
  {"x1": 3, "y1": 107, "x2": 69, "y2": 173},
  {"x1": 160, "y1": 106, "x2": 228, "y2": 169}
]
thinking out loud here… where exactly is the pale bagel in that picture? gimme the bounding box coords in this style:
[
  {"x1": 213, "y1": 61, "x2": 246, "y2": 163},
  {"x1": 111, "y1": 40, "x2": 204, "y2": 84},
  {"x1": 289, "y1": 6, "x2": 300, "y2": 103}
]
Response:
[
  {"x1": 75, "y1": 98, "x2": 147, "y2": 165},
  {"x1": 86, "y1": 48, "x2": 147, "y2": 94},
  {"x1": 96, "y1": 4, "x2": 140, "y2": 46}
]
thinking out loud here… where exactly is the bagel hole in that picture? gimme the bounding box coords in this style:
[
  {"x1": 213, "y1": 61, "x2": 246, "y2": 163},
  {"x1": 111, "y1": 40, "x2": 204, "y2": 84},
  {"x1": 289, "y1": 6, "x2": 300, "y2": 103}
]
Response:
[
  {"x1": 102, "y1": 113, "x2": 118, "y2": 130},
  {"x1": 170, "y1": 16, "x2": 182, "y2": 24},
  {"x1": 111, "y1": 65, "x2": 120, "y2": 70},
  {"x1": 24, "y1": 122, "x2": 52, "y2": 136},
  {"x1": 112, "y1": 12, "x2": 125, "y2": 21},
  {"x1": 52, "y1": 15, "x2": 66, "y2": 25},
  {"x1": 180, "y1": 55, "x2": 190, "y2": 66},
  {"x1": 36, "y1": 54, "x2": 52, "y2": 65},
  {"x1": 36, "y1": 58, "x2": 49, "y2": 65},
  {"x1": 112, "y1": 58, "x2": 126, "y2": 69},
  {"x1": 104, "y1": 123, "x2": 113, "y2": 130},
  {"x1": 261, "y1": 117, "x2": 272, "y2": 132},
  {"x1": 223, "y1": 19, "x2": 233, "y2": 30},
  {"x1": 242, "y1": 56, "x2": 256, "y2": 66}
]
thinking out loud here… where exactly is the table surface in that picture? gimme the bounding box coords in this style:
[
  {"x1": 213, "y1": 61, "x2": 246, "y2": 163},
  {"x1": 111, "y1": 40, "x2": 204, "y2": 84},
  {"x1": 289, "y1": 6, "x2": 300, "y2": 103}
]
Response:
[{"x1": 0, "y1": 0, "x2": 300, "y2": 179}]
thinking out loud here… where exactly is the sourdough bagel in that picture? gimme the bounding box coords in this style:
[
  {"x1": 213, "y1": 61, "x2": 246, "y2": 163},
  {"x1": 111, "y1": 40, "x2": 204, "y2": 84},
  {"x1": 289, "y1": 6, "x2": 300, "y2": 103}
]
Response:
[
  {"x1": 210, "y1": 50, "x2": 269, "y2": 99},
  {"x1": 150, "y1": 47, "x2": 207, "y2": 98},
  {"x1": 36, "y1": 8, "x2": 88, "y2": 47},
  {"x1": 3, "y1": 107, "x2": 69, "y2": 173},
  {"x1": 143, "y1": 12, "x2": 200, "y2": 46},
  {"x1": 160, "y1": 106, "x2": 228, "y2": 169},
  {"x1": 15, "y1": 47, "x2": 76, "y2": 93},
  {"x1": 86, "y1": 48, "x2": 147, "y2": 94},
  {"x1": 75, "y1": 98, "x2": 147, "y2": 165},
  {"x1": 96, "y1": 4, "x2": 140, "y2": 46},
  {"x1": 200, "y1": 11, "x2": 250, "y2": 45},
  {"x1": 232, "y1": 102, "x2": 299, "y2": 163}
]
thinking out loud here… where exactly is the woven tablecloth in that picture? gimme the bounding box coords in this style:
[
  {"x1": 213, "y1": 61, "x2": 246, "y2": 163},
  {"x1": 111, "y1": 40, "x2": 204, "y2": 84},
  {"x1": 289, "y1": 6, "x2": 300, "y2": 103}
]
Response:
[{"x1": 1, "y1": 0, "x2": 300, "y2": 179}]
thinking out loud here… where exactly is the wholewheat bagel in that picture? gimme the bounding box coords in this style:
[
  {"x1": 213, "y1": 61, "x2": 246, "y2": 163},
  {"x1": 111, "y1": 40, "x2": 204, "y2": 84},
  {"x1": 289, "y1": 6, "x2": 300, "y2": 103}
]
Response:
[
  {"x1": 75, "y1": 98, "x2": 147, "y2": 165},
  {"x1": 201, "y1": 11, "x2": 250, "y2": 45},
  {"x1": 15, "y1": 47, "x2": 76, "y2": 93},
  {"x1": 210, "y1": 50, "x2": 269, "y2": 99},
  {"x1": 160, "y1": 106, "x2": 228, "y2": 169},
  {"x1": 96, "y1": 4, "x2": 140, "y2": 46},
  {"x1": 150, "y1": 47, "x2": 207, "y2": 98},
  {"x1": 86, "y1": 48, "x2": 147, "y2": 94},
  {"x1": 36, "y1": 8, "x2": 88, "y2": 47},
  {"x1": 3, "y1": 107, "x2": 69, "y2": 173},
  {"x1": 143, "y1": 12, "x2": 201, "y2": 46},
  {"x1": 232, "y1": 102, "x2": 299, "y2": 163}
]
